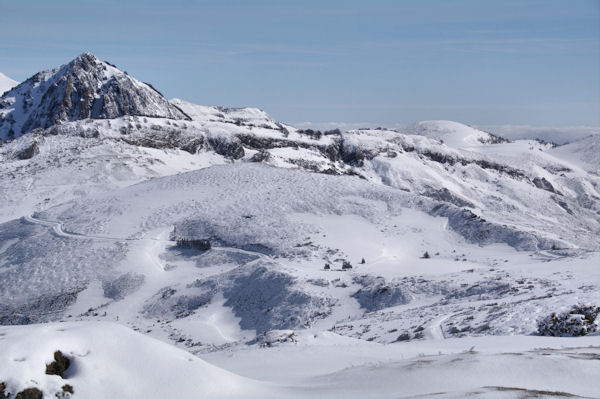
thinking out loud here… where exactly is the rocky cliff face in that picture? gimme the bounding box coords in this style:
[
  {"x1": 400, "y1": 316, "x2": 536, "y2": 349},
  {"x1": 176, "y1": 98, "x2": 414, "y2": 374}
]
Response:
[{"x1": 0, "y1": 53, "x2": 189, "y2": 141}]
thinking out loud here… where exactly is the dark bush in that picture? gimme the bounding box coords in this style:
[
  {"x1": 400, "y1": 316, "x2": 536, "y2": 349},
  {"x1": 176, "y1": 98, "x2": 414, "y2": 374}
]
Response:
[
  {"x1": 45, "y1": 350, "x2": 71, "y2": 378},
  {"x1": 342, "y1": 260, "x2": 353, "y2": 270},
  {"x1": 15, "y1": 388, "x2": 43, "y2": 399},
  {"x1": 538, "y1": 305, "x2": 600, "y2": 337},
  {"x1": 0, "y1": 382, "x2": 9, "y2": 399},
  {"x1": 324, "y1": 264, "x2": 330, "y2": 270},
  {"x1": 62, "y1": 384, "x2": 74, "y2": 394},
  {"x1": 422, "y1": 251, "x2": 430, "y2": 259}
]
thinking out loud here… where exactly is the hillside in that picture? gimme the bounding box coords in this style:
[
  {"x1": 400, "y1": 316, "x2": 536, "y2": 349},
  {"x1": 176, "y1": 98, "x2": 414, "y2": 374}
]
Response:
[
  {"x1": 0, "y1": 53, "x2": 599, "y2": 398},
  {"x1": 404, "y1": 120, "x2": 507, "y2": 148},
  {"x1": 549, "y1": 134, "x2": 600, "y2": 174}
]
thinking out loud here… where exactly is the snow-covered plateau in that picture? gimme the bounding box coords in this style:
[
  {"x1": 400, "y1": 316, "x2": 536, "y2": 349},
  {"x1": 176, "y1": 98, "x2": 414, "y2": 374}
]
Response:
[{"x1": 0, "y1": 53, "x2": 599, "y2": 398}]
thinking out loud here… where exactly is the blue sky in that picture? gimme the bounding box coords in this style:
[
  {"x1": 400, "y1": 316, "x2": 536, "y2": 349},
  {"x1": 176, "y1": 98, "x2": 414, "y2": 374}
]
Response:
[{"x1": 1, "y1": 0, "x2": 599, "y2": 127}]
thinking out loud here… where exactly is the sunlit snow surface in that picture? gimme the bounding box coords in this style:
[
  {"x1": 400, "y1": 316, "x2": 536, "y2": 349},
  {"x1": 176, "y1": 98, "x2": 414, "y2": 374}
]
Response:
[
  {"x1": 1, "y1": 322, "x2": 599, "y2": 398},
  {"x1": 0, "y1": 97, "x2": 599, "y2": 396}
]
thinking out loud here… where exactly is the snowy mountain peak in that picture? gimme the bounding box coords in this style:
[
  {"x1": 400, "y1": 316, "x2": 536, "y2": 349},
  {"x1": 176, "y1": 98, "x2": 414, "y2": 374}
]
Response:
[
  {"x1": 0, "y1": 53, "x2": 190, "y2": 141},
  {"x1": 0, "y1": 72, "x2": 18, "y2": 96},
  {"x1": 405, "y1": 120, "x2": 507, "y2": 148}
]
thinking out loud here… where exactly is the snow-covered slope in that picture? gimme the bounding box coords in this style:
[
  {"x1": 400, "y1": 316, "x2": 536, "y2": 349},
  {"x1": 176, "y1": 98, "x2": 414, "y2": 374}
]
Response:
[
  {"x1": 2, "y1": 162, "x2": 599, "y2": 342},
  {"x1": 0, "y1": 53, "x2": 189, "y2": 141},
  {"x1": 1, "y1": 322, "x2": 598, "y2": 399},
  {"x1": 480, "y1": 124, "x2": 599, "y2": 145},
  {"x1": 0, "y1": 127, "x2": 226, "y2": 223},
  {"x1": 0, "y1": 72, "x2": 18, "y2": 95},
  {"x1": 171, "y1": 98, "x2": 290, "y2": 131},
  {"x1": 1, "y1": 53, "x2": 599, "y2": 398},
  {"x1": 549, "y1": 134, "x2": 600, "y2": 174},
  {"x1": 404, "y1": 120, "x2": 506, "y2": 148},
  {"x1": 0, "y1": 322, "x2": 277, "y2": 399},
  {"x1": 2, "y1": 117, "x2": 599, "y2": 248}
]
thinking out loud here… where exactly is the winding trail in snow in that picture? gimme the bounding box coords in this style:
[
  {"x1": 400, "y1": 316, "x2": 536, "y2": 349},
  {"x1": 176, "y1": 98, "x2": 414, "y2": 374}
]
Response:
[
  {"x1": 24, "y1": 214, "x2": 136, "y2": 241},
  {"x1": 426, "y1": 314, "x2": 451, "y2": 340},
  {"x1": 24, "y1": 213, "x2": 269, "y2": 263}
]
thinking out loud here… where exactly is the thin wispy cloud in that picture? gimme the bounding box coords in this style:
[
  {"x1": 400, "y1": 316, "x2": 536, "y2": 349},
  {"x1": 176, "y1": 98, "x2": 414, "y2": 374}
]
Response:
[{"x1": 362, "y1": 37, "x2": 597, "y2": 53}]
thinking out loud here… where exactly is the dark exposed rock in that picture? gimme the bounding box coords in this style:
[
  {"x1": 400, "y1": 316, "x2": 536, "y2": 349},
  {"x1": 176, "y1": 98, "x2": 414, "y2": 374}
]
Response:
[
  {"x1": 178, "y1": 137, "x2": 204, "y2": 154},
  {"x1": 532, "y1": 177, "x2": 560, "y2": 194},
  {"x1": 236, "y1": 134, "x2": 294, "y2": 150},
  {"x1": 418, "y1": 149, "x2": 528, "y2": 180},
  {"x1": 339, "y1": 143, "x2": 365, "y2": 166},
  {"x1": 337, "y1": 137, "x2": 382, "y2": 166},
  {"x1": 472, "y1": 159, "x2": 527, "y2": 180},
  {"x1": 207, "y1": 136, "x2": 244, "y2": 159},
  {"x1": 15, "y1": 141, "x2": 39, "y2": 159},
  {"x1": 554, "y1": 197, "x2": 574, "y2": 215},
  {"x1": 352, "y1": 276, "x2": 411, "y2": 312},
  {"x1": 249, "y1": 150, "x2": 271, "y2": 163},
  {"x1": 0, "y1": 52, "x2": 189, "y2": 140},
  {"x1": 419, "y1": 149, "x2": 457, "y2": 165},
  {"x1": 422, "y1": 187, "x2": 474, "y2": 208},
  {"x1": 45, "y1": 350, "x2": 71, "y2": 378},
  {"x1": 297, "y1": 129, "x2": 322, "y2": 140},
  {"x1": 121, "y1": 127, "x2": 199, "y2": 151},
  {"x1": 325, "y1": 141, "x2": 340, "y2": 162}
]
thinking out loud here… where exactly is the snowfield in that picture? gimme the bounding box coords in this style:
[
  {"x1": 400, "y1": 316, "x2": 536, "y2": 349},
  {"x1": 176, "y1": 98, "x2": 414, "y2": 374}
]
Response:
[
  {"x1": 1, "y1": 54, "x2": 599, "y2": 398},
  {"x1": 0, "y1": 322, "x2": 276, "y2": 399},
  {"x1": 1, "y1": 322, "x2": 598, "y2": 398}
]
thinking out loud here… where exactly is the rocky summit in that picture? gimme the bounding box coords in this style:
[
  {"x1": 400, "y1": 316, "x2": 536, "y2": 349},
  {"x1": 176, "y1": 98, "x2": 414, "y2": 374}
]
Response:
[{"x1": 0, "y1": 53, "x2": 189, "y2": 141}]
